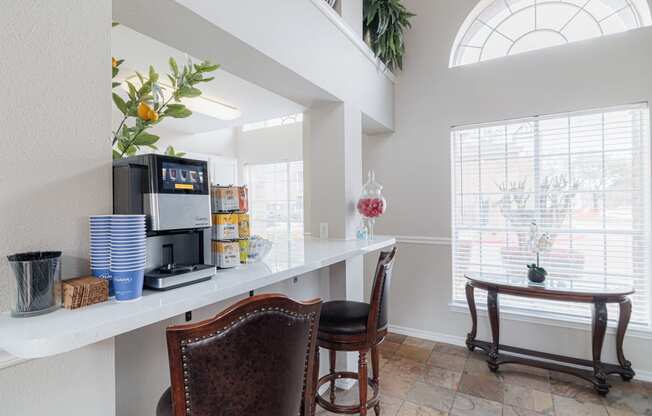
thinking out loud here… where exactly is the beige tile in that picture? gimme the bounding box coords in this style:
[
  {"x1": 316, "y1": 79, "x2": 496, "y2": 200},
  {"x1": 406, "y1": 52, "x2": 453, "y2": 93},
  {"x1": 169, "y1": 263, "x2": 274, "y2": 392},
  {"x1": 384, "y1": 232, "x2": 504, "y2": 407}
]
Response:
[
  {"x1": 379, "y1": 340, "x2": 402, "y2": 357},
  {"x1": 386, "y1": 333, "x2": 408, "y2": 344},
  {"x1": 501, "y1": 368, "x2": 550, "y2": 393},
  {"x1": 503, "y1": 384, "x2": 553, "y2": 415},
  {"x1": 398, "y1": 401, "x2": 448, "y2": 416},
  {"x1": 450, "y1": 393, "x2": 502, "y2": 416},
  {"x1": 380, "y1": 357, "x2": 423, "y2": 400},
  {"x1": 503, "y1": 405, "x2": 547, "y2": 416},
  {"x1": 379, "y1": 394, "x2": 405, "y2": 416},
  {"x1": 549, "y1": 376, "x2": 603, "y2": 405},
  {"x1": 553, "y1": 394, "x2": 608, "y2": 416},
  {"x1": 405, "y1": 381, "x2": 456, "y2": 413},
  {"x1": 397, "y1": 344, "x2": 434, "y2": 363},
  {"x1": 457, "y1": 373, "x2": 504, "y2": 403},
  {"x1": 462, "y1": 356, "x2": 503, "y2": 382},
  {"x1": 601, "y1": 379, "x2": 652, "y2": 415},
  {"x1": 404, "y1": 337, "x2": 437, "y2": 350},
  {"x1": 605, "y1": 406, "x2": 638, "y2": 416},
  {"x1": 432, "y1": 342, "x2": 469, "y2": 358},
  {"x1": 427, "y1": 352, "x2": 467, "y2": 372},
  {"x1": 422, "y1": 365, "x2": 462, "y2": 391}
]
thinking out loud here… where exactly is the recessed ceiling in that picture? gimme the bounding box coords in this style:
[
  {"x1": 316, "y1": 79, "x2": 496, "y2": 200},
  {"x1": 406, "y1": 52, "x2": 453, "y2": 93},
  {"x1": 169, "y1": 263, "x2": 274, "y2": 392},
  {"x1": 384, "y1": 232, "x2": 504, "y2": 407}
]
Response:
[{"x1": 111, "y1": 25, "x2": 304, "y2": 134}]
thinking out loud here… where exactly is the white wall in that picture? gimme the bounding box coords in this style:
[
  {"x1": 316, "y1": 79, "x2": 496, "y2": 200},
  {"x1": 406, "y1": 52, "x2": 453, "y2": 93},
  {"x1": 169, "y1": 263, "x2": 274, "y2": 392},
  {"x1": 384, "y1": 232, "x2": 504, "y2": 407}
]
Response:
[
  {"x1": 152, "y1": 126, "x2": 238, "y2": 159},
  {"x1": 364, "y1": 0, "x2": 652, "y2": 377},
  {"x1": 237, "y1": 122, "x2": 304, "y2": 183},
  {"x1": 0, "y1": 0, "x2": 116, "y2": 413}
]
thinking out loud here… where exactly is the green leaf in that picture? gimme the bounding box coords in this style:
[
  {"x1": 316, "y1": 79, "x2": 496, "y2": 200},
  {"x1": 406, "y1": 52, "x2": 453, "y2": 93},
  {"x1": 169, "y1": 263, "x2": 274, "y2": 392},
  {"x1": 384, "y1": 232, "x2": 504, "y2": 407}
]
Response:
[
  {"x1": 177, "y1": 85, "x2": 202, "y2": 98},
  {"x1": 195, "y1": 76, "x2": 215, "y2": 84},
  {"x1": 167, "y1": 74, "x2": 177, "y2": 88},
  {"x1": 126, "y1": 81, "x2": 137, "y2": 100},
  {"x1": 112, "y1": 67, "x2": 119, "y2": 78},
  {"x1": 112, "y1": 81, "x2": 121, "y2": 89},
  {"x1": 133, "y1": 132, "x2": 159, "y2": 146},
  {"x1": 164, "y1": 103, "x2": 192, "y2": 118},
  {"x1": 112, "y1": 93, "x2": 128, "y2": 115},
  {"x1": 169, "y1": 57, "x2": 179, "y2": 77},
  {"x1": 112, "y1": 149, "x2": 123, "y2": 159},
  {"x1": 148, "y1": 65, "x2": 159, "y2": 84},
  {"x1": 112, "y1": 21, "x2": 120, "y2": 27}
]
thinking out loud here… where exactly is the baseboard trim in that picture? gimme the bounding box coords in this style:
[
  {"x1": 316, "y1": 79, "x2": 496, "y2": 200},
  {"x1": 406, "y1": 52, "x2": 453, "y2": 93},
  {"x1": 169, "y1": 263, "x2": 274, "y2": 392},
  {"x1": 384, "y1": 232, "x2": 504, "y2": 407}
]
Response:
[{"x1": 388, "y1": 324, "x2": 652, "y2": 383}]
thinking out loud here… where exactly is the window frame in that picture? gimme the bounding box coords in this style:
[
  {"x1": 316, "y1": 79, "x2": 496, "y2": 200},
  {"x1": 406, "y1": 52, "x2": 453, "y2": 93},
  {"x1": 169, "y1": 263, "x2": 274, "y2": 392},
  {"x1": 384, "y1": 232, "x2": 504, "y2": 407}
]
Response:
[
  {"x1": 450, "y1": 0, "x2": 652, "y2": 67},
  {"x1": 244, "y1": 160, "x2": 304, "y2": 241},
  {"x1": 449, "y1": 103, "x2": 652, "y2": 329}
]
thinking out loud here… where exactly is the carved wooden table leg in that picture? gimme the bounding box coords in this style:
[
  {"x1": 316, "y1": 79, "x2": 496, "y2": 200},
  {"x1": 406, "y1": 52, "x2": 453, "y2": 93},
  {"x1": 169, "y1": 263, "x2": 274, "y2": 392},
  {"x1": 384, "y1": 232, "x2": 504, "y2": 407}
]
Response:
[
  {"x1": 465, "y1": 283, "x2": 478, "y2": 352},
  {"x1": 591, "y1": 300, "x2": 609, "y2": 395},
  {"x1": 487, "y1": 289, "x2": 500, "y2": 372},
  {"x1": 617, "y1": 297, "x2": 635, "y2": 381}
]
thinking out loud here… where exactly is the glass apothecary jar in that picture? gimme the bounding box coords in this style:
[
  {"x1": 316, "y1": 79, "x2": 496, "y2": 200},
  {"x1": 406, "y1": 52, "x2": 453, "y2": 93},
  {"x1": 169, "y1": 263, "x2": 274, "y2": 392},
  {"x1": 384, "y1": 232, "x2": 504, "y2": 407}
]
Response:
[{"x1": 356, "y1": 170, "x2": 386, "y2": 240}]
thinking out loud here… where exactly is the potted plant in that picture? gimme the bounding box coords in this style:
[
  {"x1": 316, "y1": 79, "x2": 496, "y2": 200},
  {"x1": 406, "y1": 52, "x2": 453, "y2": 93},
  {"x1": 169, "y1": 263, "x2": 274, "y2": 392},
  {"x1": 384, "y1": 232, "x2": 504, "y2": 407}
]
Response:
[
  {"x1": 498, "y1": 174, "x2": 584, "y2": 276},
  {"x1": 363, "y1": 0, "x2": 416, "y2": 72},
  {"x1": 527, "y1": 223, "x2": 552, "y2": 283}
]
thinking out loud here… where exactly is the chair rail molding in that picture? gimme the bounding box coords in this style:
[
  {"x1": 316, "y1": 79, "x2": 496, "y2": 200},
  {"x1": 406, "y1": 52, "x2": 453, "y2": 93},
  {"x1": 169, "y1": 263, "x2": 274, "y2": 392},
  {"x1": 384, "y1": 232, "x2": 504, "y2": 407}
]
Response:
[{"x1": 395, "y1": 235, "x2": 452, "y2": 246}]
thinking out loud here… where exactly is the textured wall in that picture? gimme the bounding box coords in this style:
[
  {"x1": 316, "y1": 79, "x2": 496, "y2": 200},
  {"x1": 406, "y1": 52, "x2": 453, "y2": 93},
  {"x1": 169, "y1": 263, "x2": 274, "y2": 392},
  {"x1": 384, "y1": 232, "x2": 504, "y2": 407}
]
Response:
[
  {"x1": 0, "y1": 1, "x2": 115, "y2": 414},
  {"x1": 0, "y1": 0, "x2": 112, "y2": 311}
]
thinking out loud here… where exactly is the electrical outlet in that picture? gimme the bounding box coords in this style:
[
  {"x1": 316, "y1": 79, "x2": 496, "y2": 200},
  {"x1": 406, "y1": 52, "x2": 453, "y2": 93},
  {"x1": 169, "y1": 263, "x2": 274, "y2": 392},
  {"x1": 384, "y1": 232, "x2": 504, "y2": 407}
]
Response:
[{"x1": 319, "y1": 223, "x2": 329, "y2": 239}]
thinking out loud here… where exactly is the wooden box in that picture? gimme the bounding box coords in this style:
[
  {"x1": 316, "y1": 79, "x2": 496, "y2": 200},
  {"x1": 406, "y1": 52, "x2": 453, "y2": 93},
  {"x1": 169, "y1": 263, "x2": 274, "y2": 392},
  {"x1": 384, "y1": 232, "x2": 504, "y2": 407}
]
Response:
[{"x1": 63, "y1": 276, "x2": 109, "y2": 310}]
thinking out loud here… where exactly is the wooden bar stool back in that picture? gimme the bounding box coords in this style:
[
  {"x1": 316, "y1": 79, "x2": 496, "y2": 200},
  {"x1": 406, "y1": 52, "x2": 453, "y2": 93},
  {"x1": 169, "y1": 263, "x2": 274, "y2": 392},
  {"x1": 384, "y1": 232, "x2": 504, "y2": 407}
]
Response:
[
  {"x1": 314, "y1": 247, "x2": 398, "y2": 416},
  {"x1": 156, "y1": 294, "x2": 321, "y2": 416}
]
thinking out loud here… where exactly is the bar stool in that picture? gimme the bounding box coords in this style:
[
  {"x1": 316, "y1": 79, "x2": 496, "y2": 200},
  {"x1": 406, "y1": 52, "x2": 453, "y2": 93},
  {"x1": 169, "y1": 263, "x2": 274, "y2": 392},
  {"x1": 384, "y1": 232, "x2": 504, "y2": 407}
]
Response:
[
  {"x1": 156, "y1": 294, "x2": 321, "y2": 416},
  {"x1": 314, "y1": 247, "x2": 398, "y2": 416}
]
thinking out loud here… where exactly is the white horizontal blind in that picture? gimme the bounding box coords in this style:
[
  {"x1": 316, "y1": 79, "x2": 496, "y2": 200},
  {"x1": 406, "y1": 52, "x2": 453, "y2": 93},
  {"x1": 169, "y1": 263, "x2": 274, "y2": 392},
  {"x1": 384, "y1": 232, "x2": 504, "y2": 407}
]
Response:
[
  {"x1": 451, "y1": 104, "x2": 651, "y2": 327},
  {"x1": 245, "y1": 161, "x2": 304, "y2": 241}
]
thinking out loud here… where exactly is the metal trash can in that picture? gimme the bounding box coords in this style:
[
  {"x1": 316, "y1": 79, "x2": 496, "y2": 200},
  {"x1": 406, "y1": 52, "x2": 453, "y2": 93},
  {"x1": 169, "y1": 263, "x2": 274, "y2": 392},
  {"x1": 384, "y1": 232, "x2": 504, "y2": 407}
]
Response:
[{"x1": 7, "y1": 251, "x2": 62, "y2": 317}]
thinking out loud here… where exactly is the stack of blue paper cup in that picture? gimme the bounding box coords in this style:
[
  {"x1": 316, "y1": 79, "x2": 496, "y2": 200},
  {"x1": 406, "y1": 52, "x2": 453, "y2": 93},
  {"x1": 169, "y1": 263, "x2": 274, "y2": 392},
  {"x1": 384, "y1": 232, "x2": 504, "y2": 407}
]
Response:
[
  {"x1": 89, "y1": 215, "x2": 112, "y2": 295},
  {"x1": 110, "y1": 215, "x2": 146, "y2": 301}
]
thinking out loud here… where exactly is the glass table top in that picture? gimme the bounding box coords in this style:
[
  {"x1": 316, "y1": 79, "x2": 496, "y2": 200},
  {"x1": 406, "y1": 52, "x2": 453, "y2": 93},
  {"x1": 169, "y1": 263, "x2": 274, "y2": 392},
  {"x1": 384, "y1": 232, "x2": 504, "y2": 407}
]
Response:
[{"x1": 465, "y1": 273, "x2": 634, "y2": 296}]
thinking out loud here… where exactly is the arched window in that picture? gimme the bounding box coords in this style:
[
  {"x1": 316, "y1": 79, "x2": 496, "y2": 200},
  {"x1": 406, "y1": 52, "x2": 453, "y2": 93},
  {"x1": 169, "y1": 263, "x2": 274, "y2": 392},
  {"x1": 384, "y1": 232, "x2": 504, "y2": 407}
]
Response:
[{"x1": 451, "y1": 0, "x2": 652, "y2": 67}]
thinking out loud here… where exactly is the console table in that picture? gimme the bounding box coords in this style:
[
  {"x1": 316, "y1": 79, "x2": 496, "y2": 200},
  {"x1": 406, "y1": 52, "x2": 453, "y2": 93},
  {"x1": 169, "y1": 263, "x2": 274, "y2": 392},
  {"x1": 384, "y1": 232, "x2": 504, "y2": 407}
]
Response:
[{"x1": 464, "y1": 274, "x2": 635, "y2": 395}]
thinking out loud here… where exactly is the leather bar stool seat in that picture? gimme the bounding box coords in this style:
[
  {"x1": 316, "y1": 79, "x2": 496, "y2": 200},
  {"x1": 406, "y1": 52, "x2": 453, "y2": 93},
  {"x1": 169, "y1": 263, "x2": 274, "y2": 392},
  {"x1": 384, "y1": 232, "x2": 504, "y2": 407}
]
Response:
[
  {"x1": 319, "y1": 300, "x2": 370, "y2": 335},
  {"x1": 313, "y1": 248, "x2": 397, "y2": 416}
]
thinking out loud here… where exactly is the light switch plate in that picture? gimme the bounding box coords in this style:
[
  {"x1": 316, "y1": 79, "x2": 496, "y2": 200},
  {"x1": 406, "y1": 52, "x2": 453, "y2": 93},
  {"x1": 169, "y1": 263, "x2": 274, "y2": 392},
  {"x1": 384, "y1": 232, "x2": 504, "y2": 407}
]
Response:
[{"x1": 319, "y1": 223, "x2": 329, "y2": 239}]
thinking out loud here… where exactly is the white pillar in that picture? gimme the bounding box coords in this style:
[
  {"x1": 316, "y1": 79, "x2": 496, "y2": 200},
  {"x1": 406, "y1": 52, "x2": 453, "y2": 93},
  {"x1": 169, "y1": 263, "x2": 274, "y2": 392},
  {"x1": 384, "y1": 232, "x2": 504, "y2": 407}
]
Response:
[
  {"x1": 305, "y1": 102, "x2": 364, "y2": 386},
  {"x1": 305, "y1": 102, "x2": 362, "y2": 240}
]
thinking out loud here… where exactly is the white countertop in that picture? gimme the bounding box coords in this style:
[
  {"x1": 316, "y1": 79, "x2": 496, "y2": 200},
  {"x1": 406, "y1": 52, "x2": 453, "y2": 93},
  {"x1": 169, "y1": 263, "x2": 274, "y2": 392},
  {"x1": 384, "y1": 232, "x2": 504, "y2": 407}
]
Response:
[{"x1": 0, "y1": 236, "x2": 395, "y2": 359}]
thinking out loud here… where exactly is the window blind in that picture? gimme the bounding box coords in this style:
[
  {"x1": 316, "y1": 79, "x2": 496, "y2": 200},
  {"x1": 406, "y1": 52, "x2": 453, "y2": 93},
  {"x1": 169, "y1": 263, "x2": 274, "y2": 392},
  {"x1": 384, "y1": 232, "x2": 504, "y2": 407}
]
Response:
[
  {"x1": 245, "y1": 161, "x2": 304, "y2": 241},
  {"x1": 451, "y1": 104, "x2": 651, "y2": 328}
]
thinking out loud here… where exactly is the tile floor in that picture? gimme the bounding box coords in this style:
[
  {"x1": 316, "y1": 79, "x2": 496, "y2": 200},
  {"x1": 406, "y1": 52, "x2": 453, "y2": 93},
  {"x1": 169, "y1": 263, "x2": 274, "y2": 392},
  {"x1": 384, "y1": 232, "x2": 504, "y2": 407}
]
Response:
[{"x1": 316, "y1": 333, "x2": 652, "y2": 416}]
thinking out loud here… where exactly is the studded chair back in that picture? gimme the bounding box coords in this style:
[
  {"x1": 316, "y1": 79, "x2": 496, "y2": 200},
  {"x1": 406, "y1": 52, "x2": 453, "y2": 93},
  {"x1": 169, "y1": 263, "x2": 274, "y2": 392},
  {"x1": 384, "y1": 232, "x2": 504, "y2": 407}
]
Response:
[
  {"x1": 366, "y1": 247, "x2": 398, "y2": 341},
  {"x1": 162, "y1": 294, "x2": 322, "y2": 416}
]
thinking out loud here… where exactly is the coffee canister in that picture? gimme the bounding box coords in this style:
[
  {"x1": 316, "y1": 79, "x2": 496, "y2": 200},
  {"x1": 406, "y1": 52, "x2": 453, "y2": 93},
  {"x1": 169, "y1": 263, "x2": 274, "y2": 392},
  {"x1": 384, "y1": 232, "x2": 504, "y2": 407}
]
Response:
[{"x1": 7, "y1": 251, "x2": 62, "y2": 317}]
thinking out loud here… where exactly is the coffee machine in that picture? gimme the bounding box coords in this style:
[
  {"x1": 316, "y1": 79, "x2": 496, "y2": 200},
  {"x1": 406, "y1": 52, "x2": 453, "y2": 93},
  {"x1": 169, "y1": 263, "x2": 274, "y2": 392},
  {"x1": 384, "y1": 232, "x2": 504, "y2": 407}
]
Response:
[{"x1": 113, "y1": 154, "x2": 215, "y2": 290}]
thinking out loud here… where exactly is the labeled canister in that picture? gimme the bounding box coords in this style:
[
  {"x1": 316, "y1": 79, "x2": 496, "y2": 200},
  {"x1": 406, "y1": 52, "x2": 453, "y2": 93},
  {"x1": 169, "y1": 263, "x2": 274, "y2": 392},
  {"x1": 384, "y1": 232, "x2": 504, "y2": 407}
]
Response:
[
  {"x1": 212, "y1": 213, "x2": 239, "y2": 240},
  {"x1": 212, "y1": 241, "x2": 240, "y2": 268},
  {"x1": 238, "y1": 213, "x2": 250, "y2": 239},
  {"x1": 211, "y1": 186, "x2": 239, "y2": 212},
  {"x1": 239, "y1": 239, "x2": 249, "y2": 263},
  {"x1": 238, "y1": 186, "x2": 249, "y2": 213}
]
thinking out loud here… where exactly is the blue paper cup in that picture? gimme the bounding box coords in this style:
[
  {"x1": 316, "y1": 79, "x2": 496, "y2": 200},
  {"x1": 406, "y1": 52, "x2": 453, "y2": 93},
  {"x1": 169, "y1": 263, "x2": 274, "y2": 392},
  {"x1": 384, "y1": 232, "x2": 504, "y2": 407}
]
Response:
[
  {"x1": 92, "y1": 268, "x2": 114, "y2": 297},
  {"x1": 111, "y1": 269, "x2": 144, "y2": 301}
]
